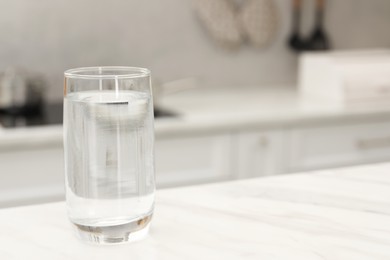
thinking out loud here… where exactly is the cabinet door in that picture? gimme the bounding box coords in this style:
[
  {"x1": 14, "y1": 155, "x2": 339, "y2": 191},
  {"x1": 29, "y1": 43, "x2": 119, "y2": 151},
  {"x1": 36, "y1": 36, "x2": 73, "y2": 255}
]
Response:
[
  {"x1": 236, "y1": 130, "x2": 285, "y2": 179},
  {"x1": 155, "y1": 134, "x2": 233, "y2": 188},
  {"x1": 0, "y1": 145, "x2": 64, "y2": 207},
  {"x1": 288, "y1": 122, "x2": 390, "y2": 171}
]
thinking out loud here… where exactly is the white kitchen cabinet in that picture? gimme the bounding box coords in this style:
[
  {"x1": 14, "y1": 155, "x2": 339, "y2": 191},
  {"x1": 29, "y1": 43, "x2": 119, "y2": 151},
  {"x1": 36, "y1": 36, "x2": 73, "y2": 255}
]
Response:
[
  {"x1": 155, "y1": 134, "x2": 233, "y2": 188},
  {"x1": 0, "y1": 132, "x2": 234, "y2": 207},
  {"x1": 3, "y1": 118, "x2": 390, "y2": 208},
  {"x1": 235, "y1": 130, "x2": 286, "y2": 179},
  {"x1": 288, "y1": 121, "x2": 390, "y2": 171},
  {"x1": 0, "y1": 144, "x2": 64, "y2": 207}
]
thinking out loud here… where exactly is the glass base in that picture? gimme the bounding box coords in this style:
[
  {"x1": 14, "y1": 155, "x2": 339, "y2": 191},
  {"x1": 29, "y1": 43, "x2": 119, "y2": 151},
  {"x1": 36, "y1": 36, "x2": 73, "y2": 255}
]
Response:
[{"x1": 72, "y1": 214, "x2": 153, "y2": 244}]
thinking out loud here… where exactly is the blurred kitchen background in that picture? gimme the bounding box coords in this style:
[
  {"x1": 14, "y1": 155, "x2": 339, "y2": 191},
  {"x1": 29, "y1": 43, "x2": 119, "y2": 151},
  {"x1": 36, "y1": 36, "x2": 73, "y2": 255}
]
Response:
[{"x1": 2, "y1": 0, "x2": 390, "y2": 207}]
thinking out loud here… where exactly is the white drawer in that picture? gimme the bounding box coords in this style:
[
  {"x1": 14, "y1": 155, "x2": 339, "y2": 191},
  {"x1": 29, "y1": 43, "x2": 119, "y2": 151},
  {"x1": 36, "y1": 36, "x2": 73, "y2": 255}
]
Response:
[
  {"x1": 288, "y1": 122, "x2": 390, "y2": 171},
  {"x1": 155, "y1": 134, "x2": 232, "y2": 188}
]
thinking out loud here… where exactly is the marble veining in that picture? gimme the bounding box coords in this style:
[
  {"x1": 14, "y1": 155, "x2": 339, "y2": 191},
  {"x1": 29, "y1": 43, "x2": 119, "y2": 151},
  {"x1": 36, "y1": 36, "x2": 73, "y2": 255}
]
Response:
[{"x1": 0, "y1": 163, "x2": 390, "y2": 259}]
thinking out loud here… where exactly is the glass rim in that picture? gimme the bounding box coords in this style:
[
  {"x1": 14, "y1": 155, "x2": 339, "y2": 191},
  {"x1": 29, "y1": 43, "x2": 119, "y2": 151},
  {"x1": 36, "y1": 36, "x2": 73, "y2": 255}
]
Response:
[{"x1": 64, "y1": 66, "x2": 150, "y2": 80}]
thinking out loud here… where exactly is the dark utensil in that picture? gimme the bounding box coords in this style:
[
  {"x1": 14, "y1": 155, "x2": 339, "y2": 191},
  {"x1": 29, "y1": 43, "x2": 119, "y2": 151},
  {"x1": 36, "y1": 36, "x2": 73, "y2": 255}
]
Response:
[
  {"x1": 288, "y1": 0, "x2": 306, "y2": 52},
  {"x1": 307, "y1": 0, "x2": 330, "y2": 50}
]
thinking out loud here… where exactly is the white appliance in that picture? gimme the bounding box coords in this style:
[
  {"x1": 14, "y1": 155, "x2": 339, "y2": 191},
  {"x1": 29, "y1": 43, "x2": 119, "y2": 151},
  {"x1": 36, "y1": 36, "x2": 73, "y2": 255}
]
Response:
[{"x1": 299, "y1": 49, "x2": 390, "y2": 104}]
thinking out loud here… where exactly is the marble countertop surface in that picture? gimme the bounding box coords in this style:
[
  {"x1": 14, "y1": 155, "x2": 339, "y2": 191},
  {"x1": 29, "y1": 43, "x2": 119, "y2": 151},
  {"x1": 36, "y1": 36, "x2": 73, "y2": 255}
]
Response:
[{"x1": 1, "y1": 162, "x2": 390, "y2": 259}]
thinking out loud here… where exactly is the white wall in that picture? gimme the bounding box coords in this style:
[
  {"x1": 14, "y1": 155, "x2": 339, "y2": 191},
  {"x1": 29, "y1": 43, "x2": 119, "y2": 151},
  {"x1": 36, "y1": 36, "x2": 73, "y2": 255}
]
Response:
[{"x1": 0, "y1": 0, "x2": 389, "y2": 101}]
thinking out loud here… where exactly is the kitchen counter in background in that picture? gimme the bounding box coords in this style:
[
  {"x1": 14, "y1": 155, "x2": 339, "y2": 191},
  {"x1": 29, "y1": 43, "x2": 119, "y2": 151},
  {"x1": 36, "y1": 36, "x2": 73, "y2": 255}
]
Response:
[
  {"x1": 0, "y1": 162, "x2": 389, "y2": 259},
  {"x1": 2, "y1": 85, "x2": 390, "y2": 140},
  {"x1": 2, "y1": 85, "x2": 390, "y2": 207},
  {"x1": 157, "y1": 85, "x2": 390, "y2": 136}
]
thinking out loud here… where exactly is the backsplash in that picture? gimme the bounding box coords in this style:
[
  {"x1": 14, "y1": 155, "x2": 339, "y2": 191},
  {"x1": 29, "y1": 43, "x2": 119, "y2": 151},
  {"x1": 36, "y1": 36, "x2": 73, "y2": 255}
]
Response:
[{"x1": 0, "y1": 0, "x2": 389, "y2": 101}]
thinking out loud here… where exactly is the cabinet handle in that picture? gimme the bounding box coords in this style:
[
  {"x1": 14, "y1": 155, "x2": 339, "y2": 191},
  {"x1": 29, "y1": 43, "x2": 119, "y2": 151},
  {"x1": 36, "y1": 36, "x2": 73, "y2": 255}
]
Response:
[
  {"x1": 259, "y1": 137, "x2": 268, "y2": 147},
  {"x1": 356, "y1": 137, "x2": 390, "y2": 150}
]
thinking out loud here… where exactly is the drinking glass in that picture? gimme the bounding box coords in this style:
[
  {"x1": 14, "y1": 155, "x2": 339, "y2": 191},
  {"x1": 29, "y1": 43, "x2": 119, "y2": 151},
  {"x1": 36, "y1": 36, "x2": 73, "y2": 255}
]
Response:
[{"x1": 63, "y1": 67, "x2": 155, "y2": 244}]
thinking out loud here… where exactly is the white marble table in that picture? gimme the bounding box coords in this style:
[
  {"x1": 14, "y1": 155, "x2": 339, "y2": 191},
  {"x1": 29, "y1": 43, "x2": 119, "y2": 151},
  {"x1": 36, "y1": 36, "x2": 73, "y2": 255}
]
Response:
[{"x1": 1, "y1": 163, "x2": 390, "y2": 259}]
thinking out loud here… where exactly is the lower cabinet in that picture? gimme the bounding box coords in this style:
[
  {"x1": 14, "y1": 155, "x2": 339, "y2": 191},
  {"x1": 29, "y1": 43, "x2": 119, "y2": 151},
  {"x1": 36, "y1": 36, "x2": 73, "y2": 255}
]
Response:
[
  {"x1": 235, "y1": 130, "x2": 286, "y2": 179},
  {"x1": 0, "y1": 133, "x2": 235, "y2": 207},
  {"x1": 0, "y1": 145, "x2": 64, "y2": 208},
  {"x1": 288, "y1": 122, "x2": 390, "y2": 171},
  {"x1": 155, "y1": 134, "x2": 233, "y2": 188},
  {"x1": 2, "y1": 119, "x2": 390, "y2": 208}
]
